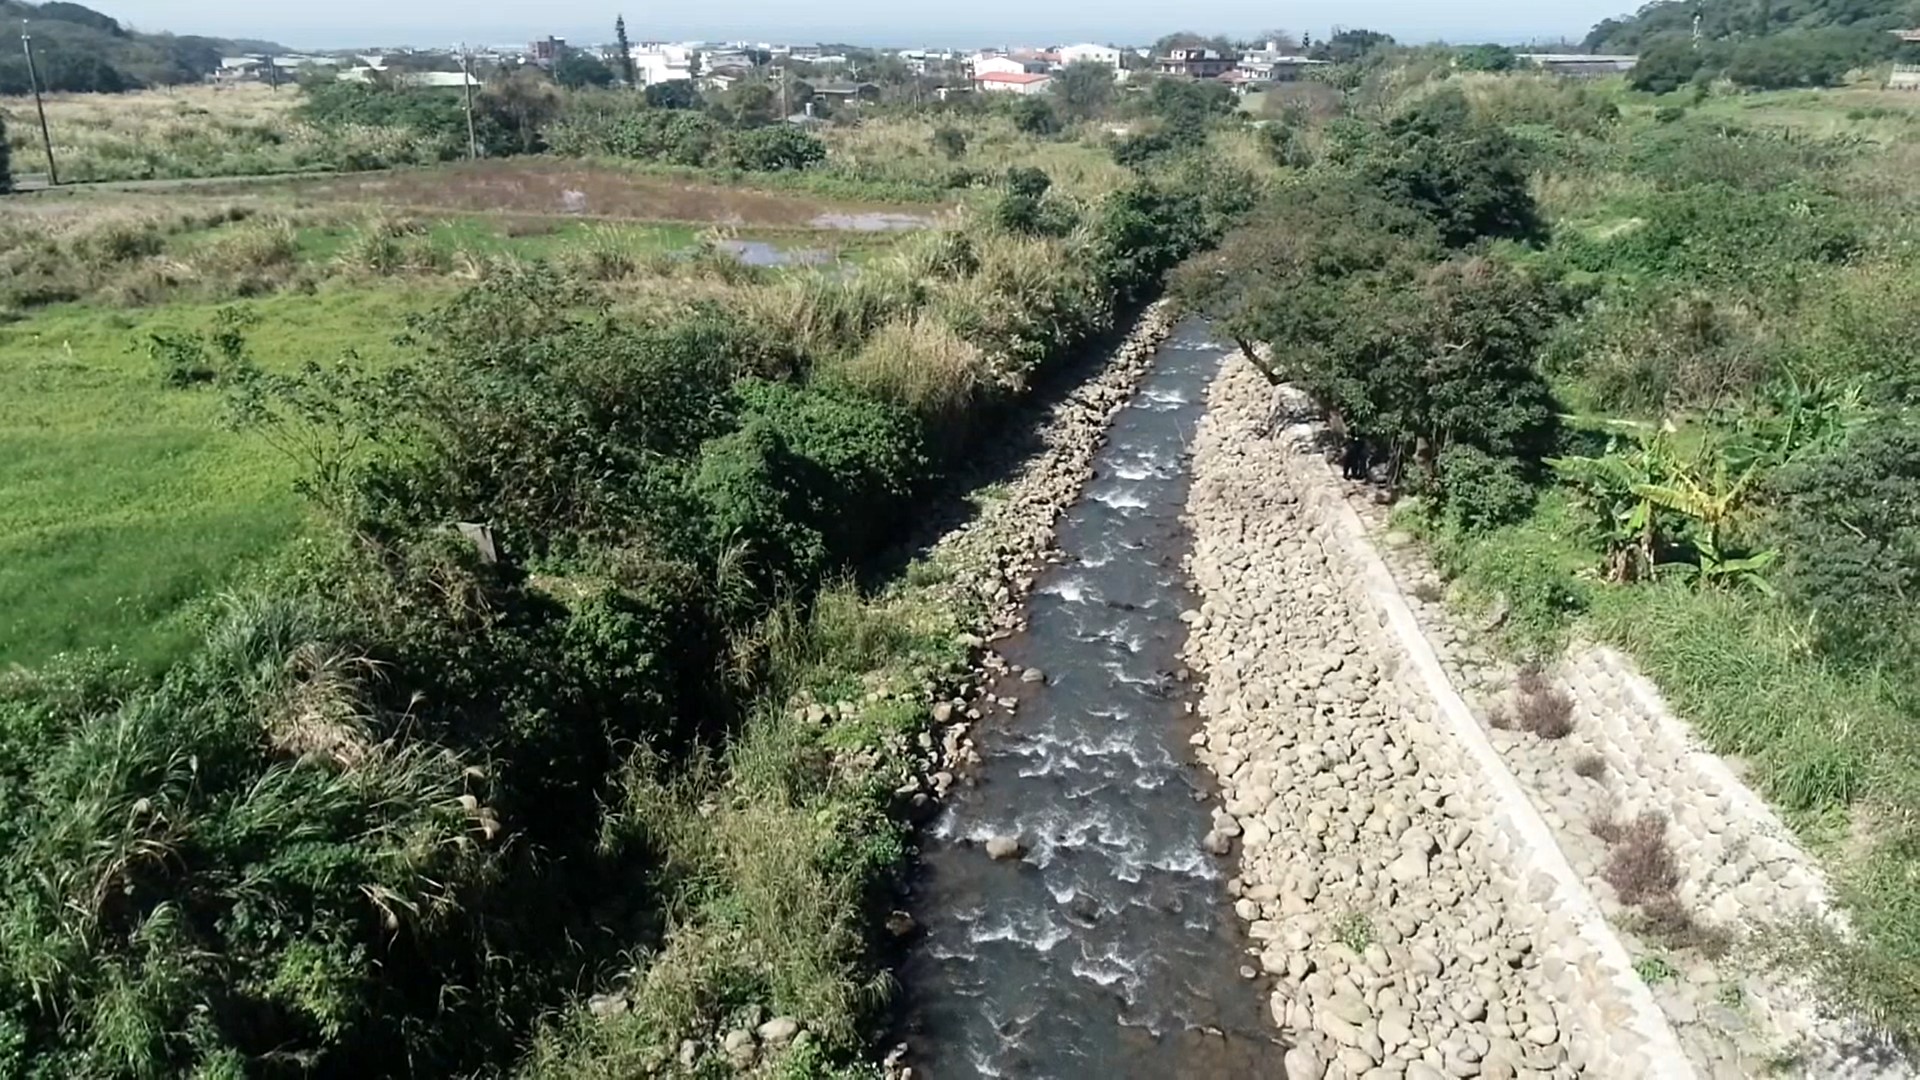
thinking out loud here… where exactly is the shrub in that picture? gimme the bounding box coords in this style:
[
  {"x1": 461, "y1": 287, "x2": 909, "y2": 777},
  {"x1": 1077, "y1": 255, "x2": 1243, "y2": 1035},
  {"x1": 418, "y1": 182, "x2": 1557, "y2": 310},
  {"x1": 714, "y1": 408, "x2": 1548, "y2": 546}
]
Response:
[
  {"x1": 690, "y1": 419, "x2": 827, "y2": 591},
  {"x1": 1630, "y1": 37, "x2": 1712, "y2": 95},
  {"x1": 735, "y1": 380, "x2": 928, "y2": 559},
  {"x1": 1516, "y1": 683, "x2": 1575, "y2": 739},
  {"x1": 723, "y1": 125, "x2": 826, "y2": 172},
  {"x1": 1437, "y1": 444, "x2": 1537, "y2": 532},
  {"x1": 0, "y1": 113, "x2": 10, "y2": 193},
  {"x1": 931, "y1": 125, "x2": 967, "y2": 159},
  {"x1": 1769, "y1": 419, "x2": 1920, "y2": 666},
  {"x1": 1597, "y1": 811, "x2": 1680, "y2": 905},
  {"x1": 548, "y1": 102, "x2": 723, "y2": 166},
  {"x1": 1004, "y1": 94, "x2": 1059, "y2": 136},
  {"x1": 1258, "y1": 122, "x2": 1315, "y2": 168}
]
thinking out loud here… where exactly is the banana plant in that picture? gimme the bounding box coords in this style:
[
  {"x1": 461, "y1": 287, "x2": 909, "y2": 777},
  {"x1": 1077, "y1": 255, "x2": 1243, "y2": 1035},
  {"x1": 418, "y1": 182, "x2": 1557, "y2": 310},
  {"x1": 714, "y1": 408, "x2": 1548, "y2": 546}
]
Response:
[
  {"x1": 1630, "y1": 450, "x2": 1779, "y2": 595},
  {"x1": 1549, "y1": 432, "x2": 1677, "y2": 583}
]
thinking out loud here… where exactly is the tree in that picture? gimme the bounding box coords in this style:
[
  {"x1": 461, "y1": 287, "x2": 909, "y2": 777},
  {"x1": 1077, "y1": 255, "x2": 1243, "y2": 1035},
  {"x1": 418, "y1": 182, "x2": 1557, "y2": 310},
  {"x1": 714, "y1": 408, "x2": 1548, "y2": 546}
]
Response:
[
  {"x1": 645, "y1": 79, "x2": 701, "y2": 109},
  {"x1": 1004, "y1": 94, "x2": 1059, "y2": 135},
  {"x1": 613, "y1": 15, "x2": 637, "y2": 87},
  {"x1": 1630, "y1": 37, "x2": 1711, "y2": 94},
  {"x1": 1456, "y1": 43, "x2": 1517, "y2": 72},
  {"x1": 1311, "y1": 28, "x2": 1394, "y2": 63},
  {"x1": 1053, "y1": 59, "x2": 1116, "y2": 121},
  {"x1": 554, "y1": 51, "x2": 615, "y2": 89},
  {"x1": 483, "y1": 69, "x2": 563, "y2": 154},
  {"x1": 1151, "y1": 31, "x2": 1237, "y2": 56},
  {"x1": 1344, "y1": 88, "x2": 1541, "y2": 247}
]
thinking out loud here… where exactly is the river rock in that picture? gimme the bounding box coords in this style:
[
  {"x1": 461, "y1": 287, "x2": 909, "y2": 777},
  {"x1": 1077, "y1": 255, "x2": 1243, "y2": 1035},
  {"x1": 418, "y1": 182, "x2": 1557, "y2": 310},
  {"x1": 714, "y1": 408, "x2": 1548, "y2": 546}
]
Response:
[
  {"x1": 1284, "y1": 1045, "x2": 1326, "y2": 1080},
  {"x1": 984, "y1": 835, "x2": 1025, "y2": 860},
  {"x1": 757, "y1": 1016, "x2": 800, "y2": 1046}
]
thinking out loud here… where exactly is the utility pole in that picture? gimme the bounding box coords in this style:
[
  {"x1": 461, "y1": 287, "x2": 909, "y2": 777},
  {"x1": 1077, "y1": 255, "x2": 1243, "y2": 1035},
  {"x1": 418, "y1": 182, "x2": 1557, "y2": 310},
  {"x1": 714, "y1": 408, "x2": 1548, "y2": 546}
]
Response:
[
  {"x1": 461, "y1": 45, "x2": 479, "y2": 160},
  {"x1": 19, "y1": 20, "x2": 57, "y2": 186},
  {"x1": 266, "y1": 54, "x2": 280, "y2": 91}
]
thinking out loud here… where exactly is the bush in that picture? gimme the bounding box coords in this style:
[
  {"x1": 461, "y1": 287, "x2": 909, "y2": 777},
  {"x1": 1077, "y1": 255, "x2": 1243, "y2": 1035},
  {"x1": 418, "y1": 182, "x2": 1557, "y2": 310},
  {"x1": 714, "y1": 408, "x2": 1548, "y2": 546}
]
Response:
[
  {"x1": 931, "y1": 125, "x2": 967, "y2": 159},
  {"x1": 1630, "y1": 37, "x2": 1712, "y2": 95},
  {"x1": 1004, "y1": 94, "x2": 1059, "y2": 136},
  {"x1": 690, "y1": 419, "x2": 827, "y2": 590},
  {"x1": 1438, "y1": 444, "x2": 1537, "y2": 532},
  {"x1": 723, "y1": 125, "x2": 827, "y2": 172},
  {"x1": 548, "y1": 100, "x2": 723, "y2": 165},
  {"x1": 1769, "y1": 419, "x2": 1920, "y2": 665}
]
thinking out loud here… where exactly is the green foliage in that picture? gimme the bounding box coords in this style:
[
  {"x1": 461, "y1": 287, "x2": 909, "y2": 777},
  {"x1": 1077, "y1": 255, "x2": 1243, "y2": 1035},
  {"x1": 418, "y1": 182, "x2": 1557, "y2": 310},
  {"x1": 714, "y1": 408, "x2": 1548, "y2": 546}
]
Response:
[
  {"x1": 549, "y1": 97, "x2": 723, "y2": 165},
  {"x1": 1258, "y1": 122, "x2": 1315, "y2": 168},
  {"x1": 724, "y1": 125, "x2": 828, "y2": 172},
  {"x1": 553, "y1": 51, "x2": 615, "y2": 90},
  {"x1": 1140, "y1": 77, "x2": 1235, "y2": 132},
  {"x1": 930, "y1": 125, "x2": 967, "y2": 159},
  {"x1": 1309, "y1": 28, "x2": 1396, "y2": 64},
  {"x1": 1551, "y1": 185, "x2": 1861, "y2": 290},
  {"x1": 644, "y1": 78, "x2": 701, "y2": 109},
  {"x1": 1437, "y1": 444, "x2": 1537, "y2": 531},
  {"x1": 990, "y1": 166, "x2": 1078, "y2": 236},
  {"x1": 1053, "y1": 59, "x2": 1117, "y2": 121},
  {"x1": 1003, "y1": 94, "x2": 1059, "y2": 136},
  {"x1": 1340, "y1": 88, "x2": 1541, "y2": 247},
  {"x1": 1589, "y1": 0, "x2": 1918, "y2": 53},
  {"x1": 297, "y1": 82, "x2": 513, "y2": 160},
  {"x1": 1770, "y1": 418, "x2": 1920, "y2": 664},
  {"x1": 1630, "y1": 37, "x2": 1715, "y2": 95},
  {"x1": 1455, "y1": 44, "x2": 1518, "y2": 72}
]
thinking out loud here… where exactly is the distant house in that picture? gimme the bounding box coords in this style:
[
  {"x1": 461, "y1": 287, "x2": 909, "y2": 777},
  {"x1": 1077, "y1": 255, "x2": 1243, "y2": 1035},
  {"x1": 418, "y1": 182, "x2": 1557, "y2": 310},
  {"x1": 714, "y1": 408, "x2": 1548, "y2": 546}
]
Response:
[
  {"x1": 972, "y1": 54, "x2": 1034, "y2": 78},
  {"x1": 976, "y1": 71, "x2": 1052, "y2": 95},
  {"x1": 703, "y1": 65, "x2": 750, "y2": 91},
  {"x1": 1156, "y1": 47, "x2": 1237, "y2": 79},
  {"x1": 1892, "y1": 65, "x2": 1920, "y2": 90},
  {"x1": 1515, "y1": 53, "x2": 1638, "y2": 77},
  {"x1": 528, "y1": 36, "x2": 566, "y2": 69},
  {"x1": 1231, "y1": 43, "x2": 1329, "y2": 85},
  {"x1": 812, "y1": 81, "x2": 880, "y2": 102},
  {"x1": 1892, "y1": 28, "x2": 1920, "y2": 43},
  {"x1": 1057, "y1": 43, "x2": 1123, "y2": 69}
]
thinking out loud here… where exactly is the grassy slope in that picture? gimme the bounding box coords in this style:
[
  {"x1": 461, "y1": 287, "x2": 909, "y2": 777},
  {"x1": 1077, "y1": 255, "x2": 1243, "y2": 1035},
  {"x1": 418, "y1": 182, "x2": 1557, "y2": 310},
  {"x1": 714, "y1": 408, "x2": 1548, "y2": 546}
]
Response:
[
  {"x1": 1432, "y1": 82, "x2": 1920, "y2": 1034},
  {"x1": 0, "y1": 286, "x2": 430, "y2": 670}
]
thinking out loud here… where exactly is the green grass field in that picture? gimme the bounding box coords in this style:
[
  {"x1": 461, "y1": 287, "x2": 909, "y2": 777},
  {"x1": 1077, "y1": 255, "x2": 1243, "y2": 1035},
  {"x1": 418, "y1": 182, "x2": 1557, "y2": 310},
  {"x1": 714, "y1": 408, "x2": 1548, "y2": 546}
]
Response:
[
  {"x1": 0, "y1": 287, "x2": 434, "y2": 671},
  {"x1": 0, "y1": 157, "x2": 924, "y2": 671}
]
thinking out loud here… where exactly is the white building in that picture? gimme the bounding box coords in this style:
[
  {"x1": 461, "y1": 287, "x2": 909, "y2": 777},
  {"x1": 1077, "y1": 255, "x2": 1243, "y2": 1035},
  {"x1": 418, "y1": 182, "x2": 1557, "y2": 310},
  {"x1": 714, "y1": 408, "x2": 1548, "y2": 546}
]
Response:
[
  {"x1": 970, "y1": 53, "x2": 1029, "y2": 77},
  {"x1": 630, "y1": 43, "x2": 695, "y2": 85},
  {"x1": 1057, "y1": 43, "x2": 1122, "y2": 69},
  {"x1": 976, "y1": 71, "x2": 1051, "y2": 95}
]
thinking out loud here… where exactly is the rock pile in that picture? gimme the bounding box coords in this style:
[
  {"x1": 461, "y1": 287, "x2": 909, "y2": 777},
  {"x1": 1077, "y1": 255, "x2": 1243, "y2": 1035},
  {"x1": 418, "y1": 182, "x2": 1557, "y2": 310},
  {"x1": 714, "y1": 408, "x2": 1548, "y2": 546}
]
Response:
[{"x1": 1183, "y1": 358, "x2": 1693, "y2": 1080}]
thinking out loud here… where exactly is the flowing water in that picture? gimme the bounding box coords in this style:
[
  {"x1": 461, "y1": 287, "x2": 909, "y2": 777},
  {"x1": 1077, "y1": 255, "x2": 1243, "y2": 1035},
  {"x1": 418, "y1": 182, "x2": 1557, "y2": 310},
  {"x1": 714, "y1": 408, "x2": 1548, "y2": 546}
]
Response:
[{"x1": 900, "y1": 320, "x2": 1287, "y2": 1078}]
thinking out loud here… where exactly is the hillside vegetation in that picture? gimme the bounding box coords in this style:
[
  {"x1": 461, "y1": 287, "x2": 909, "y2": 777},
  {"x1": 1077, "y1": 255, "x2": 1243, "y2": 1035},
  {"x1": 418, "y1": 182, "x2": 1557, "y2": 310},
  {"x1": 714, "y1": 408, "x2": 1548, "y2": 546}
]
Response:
[
  {"x1": 1183, "y1": 58, "x2": 1920, "y2": 1042},
  {"x1": 0, "y1": 1, "x2": 282, "y2": 94}
]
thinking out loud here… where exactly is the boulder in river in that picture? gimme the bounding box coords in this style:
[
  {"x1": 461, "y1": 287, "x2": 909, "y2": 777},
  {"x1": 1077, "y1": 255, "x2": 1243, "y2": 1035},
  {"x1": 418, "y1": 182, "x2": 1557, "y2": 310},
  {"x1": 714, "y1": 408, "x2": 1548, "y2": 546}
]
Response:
[{"x1": 985, "y1": 835, "x2": 1026, "y2": 860}]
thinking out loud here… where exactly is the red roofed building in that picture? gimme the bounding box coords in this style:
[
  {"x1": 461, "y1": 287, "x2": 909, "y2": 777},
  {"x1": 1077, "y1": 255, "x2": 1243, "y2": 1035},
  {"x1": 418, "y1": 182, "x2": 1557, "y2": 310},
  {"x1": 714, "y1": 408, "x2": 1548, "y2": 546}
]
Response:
[{"x1": 977, "y1": 70, "x2": 1053, "y2": 95}]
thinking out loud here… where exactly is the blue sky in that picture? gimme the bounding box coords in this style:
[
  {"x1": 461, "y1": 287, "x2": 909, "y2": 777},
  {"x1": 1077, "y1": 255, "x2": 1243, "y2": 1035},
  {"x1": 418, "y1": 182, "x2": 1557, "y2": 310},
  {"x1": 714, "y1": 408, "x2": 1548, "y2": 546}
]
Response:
[{"x1": 91, "y1": 0, "x2": 1635, "y2": 50}]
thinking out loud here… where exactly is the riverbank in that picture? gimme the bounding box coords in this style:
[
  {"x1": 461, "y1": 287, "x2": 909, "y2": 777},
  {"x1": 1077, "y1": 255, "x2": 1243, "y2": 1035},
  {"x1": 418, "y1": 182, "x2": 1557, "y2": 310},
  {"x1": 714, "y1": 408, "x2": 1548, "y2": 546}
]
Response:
[{"x1": 1183, "y1": 356, "x2": 1690, "y2": 1080}]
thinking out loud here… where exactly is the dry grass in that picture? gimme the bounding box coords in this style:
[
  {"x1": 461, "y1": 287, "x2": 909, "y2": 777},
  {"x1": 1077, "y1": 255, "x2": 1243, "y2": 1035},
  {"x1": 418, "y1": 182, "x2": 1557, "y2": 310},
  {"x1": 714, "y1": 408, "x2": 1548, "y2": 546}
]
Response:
[
  {"x1": 1595, "y1": 810, "x2": 1681, "y2": 905},
  {"x1": 2, "y1": 84, "x2": 436, "y2": 182},
  {"x1": 1511, "y1": 663, "x2": 1576, "y2": 740},
  {"x1": 832, "y1": 313, "x2": 990, "y2": 421},
  {"x1": 1574, "y1": 752, "x2": 1608, "y2": 781}
]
